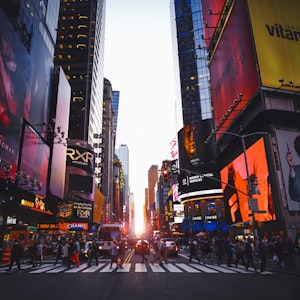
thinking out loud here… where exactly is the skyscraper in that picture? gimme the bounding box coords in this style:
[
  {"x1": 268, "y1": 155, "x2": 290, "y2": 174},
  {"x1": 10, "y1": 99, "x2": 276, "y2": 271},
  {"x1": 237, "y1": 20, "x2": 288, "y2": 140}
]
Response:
[{"x1": 55, "y1": 0, "x2": 105, "y2": 145}]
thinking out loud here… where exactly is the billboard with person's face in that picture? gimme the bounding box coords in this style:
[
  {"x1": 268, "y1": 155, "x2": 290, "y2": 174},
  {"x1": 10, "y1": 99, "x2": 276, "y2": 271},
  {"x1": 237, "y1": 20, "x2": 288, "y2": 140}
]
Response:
[{"x1": 276, "y1": 129, "x2": 300, "y2": 211}]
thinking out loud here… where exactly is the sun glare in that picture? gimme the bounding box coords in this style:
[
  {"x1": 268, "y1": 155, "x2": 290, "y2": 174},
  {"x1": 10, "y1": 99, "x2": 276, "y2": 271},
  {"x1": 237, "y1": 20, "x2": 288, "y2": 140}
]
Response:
[{"x1": 134, "y1": 205, "x2": 145, "y2": 237}]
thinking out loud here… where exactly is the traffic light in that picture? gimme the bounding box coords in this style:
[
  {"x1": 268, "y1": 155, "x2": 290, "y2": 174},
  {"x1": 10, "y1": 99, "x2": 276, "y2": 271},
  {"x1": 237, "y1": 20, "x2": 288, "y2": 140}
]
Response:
[{"x1": 162, "y1": 167, "x2": 168, "y2": 182}]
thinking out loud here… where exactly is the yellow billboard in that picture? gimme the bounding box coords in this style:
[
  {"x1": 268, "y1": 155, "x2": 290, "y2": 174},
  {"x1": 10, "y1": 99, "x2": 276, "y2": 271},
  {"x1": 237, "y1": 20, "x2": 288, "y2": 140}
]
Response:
[
  {"x1": 248, "y1": 0, "x2": 300, "y2": 90},
  {"x1": 93, "y1": 188, "x2": 104, "y2": 224}
]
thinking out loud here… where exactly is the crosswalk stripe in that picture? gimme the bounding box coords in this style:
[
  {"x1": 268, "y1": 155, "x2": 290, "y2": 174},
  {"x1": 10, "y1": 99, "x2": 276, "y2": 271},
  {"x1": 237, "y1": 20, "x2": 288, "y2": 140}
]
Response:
[
  {"x1": 135, "y1": 263, "x2": 147, "y2": 272},
  {"x1": 176, "y1": 263, "x2": 201, "y2": 273},
  {"x1": 163, "y1": 263, "x2": 183, "y2": 272},
  {"x1": 116, "y1": 263, "x2": 130, "y2": 272},
  {"x1": 149, "y1": 263, "x2": 165, "y2": 272},
  {"x1": 65, "y1": 263, "x2": 89, "y2": 273},
  {"x1": 209, "y1": 265, "x2": 237, "y2": 273},
  {"x1": 29, "y1": 264, "x2": 59, "y2": 273},
  {"x1": 190, "y1": 263, "x2": 219, "y2": 273},
  {"x1": 82, "y1": 263, "x2": 105, "y2": 273},
  {"x1": 1, "y1": 262, "x2": 263, "y2": 274}
]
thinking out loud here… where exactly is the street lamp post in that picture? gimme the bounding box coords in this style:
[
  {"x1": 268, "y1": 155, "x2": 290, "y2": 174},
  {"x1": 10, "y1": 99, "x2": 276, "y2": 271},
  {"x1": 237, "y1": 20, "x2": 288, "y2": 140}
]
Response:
[{"x1": 212, "y1": 131, "x2": 268, "y2": 249}]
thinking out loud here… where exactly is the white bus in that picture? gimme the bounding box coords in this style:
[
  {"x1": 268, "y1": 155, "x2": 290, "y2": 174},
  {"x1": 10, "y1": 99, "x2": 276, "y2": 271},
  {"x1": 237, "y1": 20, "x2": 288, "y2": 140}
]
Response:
[{"x1": 97, "y1": 224, "x2": 124, "y2": 255}]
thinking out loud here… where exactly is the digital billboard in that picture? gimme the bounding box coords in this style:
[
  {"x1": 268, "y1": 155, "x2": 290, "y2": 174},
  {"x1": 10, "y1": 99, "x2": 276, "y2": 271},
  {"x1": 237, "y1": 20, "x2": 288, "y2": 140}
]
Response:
[
  {"x1": 276, "y1": 129, "x2": 300, "y2": 211},
  {"x1": 220, "y1": 138, "x2": 276, "y2": 225},
  {"x1": 49, "y1": 67, "x2": 71, "y2": 199},
  {"x1": 209, "y1": 0, "x2": 259, "y2": 137},
  {"x1": 65, "y1": 140, "x2": 95, "y2": 201},
  {"x1": 23, "y1": 28, "x2": 54, "y2": 138},
  {"x1": 248, "y1": 0, "x2": 300, "y2": 90},
  {"x1": 19, "y1": 124, "x2": 50, "y2": 197},
  {"x1": 0, "y1": 9, "x2": 30, "y2": 178}
]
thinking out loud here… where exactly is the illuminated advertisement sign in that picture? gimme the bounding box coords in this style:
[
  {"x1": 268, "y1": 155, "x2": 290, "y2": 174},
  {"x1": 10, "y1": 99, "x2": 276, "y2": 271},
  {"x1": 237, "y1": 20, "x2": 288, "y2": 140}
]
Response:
[
  {"x1": 19, "y1": 124, "x2": 50, "y2": 197},
  {"x1": 0, "y1": 9, "x2": 30, "y2": 178},
  {"x1": 23, "y1": 27, "x2": 53, "y2": 138},
  {"x1": 178, "y1": 120, "x2": 215, "y2": 170},
  {"x1": 276, "y1": 129, "x2": 300, "y2": 211},
  {"x1": 209, "y1": 0, "x2": 259, "y2": 136},
  {"x1": 220, "y1": 138, "x2": 276, "y2": 224},
  {"x1": 65, "y1": 140, "x2": 95, "y2": 201},
  {"x1": 248, "y1": 0, "x2": 300, "y2": 90},
  {"x1": 49, "y1": 67, "x2": 71, "y2": 199}
]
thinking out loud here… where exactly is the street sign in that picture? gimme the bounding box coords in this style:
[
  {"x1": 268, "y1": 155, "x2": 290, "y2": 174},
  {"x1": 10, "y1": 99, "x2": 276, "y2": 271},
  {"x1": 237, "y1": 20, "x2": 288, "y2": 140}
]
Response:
[{"x1": 248, "y1": 197, "x2": 258, "y2": 211}]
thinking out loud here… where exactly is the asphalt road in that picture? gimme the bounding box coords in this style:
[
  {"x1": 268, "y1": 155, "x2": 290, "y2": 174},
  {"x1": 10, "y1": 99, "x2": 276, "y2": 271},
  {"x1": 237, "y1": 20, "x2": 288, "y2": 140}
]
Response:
[{"x1": 0, "y1": 249, "x2": 298, "y2": 300}]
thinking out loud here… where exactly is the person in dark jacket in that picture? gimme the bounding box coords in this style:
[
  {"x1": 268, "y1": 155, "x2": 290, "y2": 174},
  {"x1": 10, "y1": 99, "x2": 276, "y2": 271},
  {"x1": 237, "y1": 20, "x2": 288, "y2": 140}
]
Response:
[{"x1": 7, "y1": 240, "x2": 23, "y2": 272}]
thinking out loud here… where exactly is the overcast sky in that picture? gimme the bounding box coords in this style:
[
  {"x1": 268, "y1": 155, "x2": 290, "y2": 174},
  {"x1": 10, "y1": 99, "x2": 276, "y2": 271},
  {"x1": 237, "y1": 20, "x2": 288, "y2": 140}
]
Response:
[{"x1": 103, "y1": 0, "x2": 178, "y2": 227}]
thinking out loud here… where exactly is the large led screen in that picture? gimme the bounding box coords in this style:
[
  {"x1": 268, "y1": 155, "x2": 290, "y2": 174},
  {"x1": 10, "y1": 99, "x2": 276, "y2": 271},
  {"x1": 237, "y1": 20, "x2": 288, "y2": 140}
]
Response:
[
  {"x1": 276, "y1": 129, "x2": 300, "y2": 211},
  {"x1": 23, "y1": 28, "x2": 53, "y2": 138},
  {"x1": 220, "y1": 138, "x2": 275, "y2": 225},
  {"x1": 209, "y1": 0, "x2": 259, "y2": 137},
  {"x1": 0, "y1": 9, "x2": 30, "y2": 178},
  {"x1": 248, "y1": 0, "x2": 300, "y2": 90},
  {"x1": 19, "y1": 124, "x2": 50, "y2": 197},
  {"x1": 65, "y1": 140, "x2": 95, "y2": 201}
]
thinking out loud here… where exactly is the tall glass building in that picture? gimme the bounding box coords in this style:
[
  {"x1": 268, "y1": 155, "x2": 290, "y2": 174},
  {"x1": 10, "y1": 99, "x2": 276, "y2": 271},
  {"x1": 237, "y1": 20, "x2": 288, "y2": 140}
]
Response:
[
  {"x1": 55, "y1": 0, "x2": 106, "y2": 145},
  {"x1": 170, "y1": 0, "x2": 224, "y2": 233}
]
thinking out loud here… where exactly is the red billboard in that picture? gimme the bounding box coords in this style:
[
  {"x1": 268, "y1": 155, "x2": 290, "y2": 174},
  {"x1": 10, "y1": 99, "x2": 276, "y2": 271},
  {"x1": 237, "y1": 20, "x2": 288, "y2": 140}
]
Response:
[
  {"x1": 220, "y1": 138, "x2": 275, "y2": 224},
  {"x1": 209, "y1": 0, "x2": 259, "y2": 137}
]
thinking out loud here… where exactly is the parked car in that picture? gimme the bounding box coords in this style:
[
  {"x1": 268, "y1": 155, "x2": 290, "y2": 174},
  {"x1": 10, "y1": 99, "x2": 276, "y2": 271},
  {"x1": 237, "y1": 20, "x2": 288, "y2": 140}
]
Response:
[
  {"x1": 134, "y1": 239, "x2": 150, "y2": 254},
  {"x1": 166, "y1": 241, "x2": 179, "y2": 256}
]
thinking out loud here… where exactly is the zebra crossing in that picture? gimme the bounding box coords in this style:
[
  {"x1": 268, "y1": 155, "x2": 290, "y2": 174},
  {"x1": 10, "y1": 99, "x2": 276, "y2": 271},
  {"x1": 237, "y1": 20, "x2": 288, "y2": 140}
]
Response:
[{"x1": 0, "y1": 261, "x2": 272, "y2": 274}]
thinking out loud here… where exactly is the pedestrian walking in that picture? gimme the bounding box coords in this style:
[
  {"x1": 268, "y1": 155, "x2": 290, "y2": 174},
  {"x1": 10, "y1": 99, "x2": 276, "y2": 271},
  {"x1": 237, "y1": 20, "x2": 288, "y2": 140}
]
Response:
[
  {"x1": 73, "y1": 239, "x2": 80, "y2": 267},
  {"x1": 110, "y1": 240, "x2": 120, "y2": 268},
  {"x1": 224, "y1": 236, "x2": 233, "y2": 267},
  {"x1": 141, "y1": 240, "x2": 148, "y2": 263},
  {"x1": 36, "y1": 241, "x2": 43, "y2": 266},
  {"x1": 29, "y1": 241, "x2": 38, "y2": 267},
  {"x1": 160, "y1": 240, "x2": 168, "y2": 264},
  {"x1": 54, "y1": 241, "x2": 64, "y2": 264},
  {"x1": 7, "y1": 240, "x2": 23, "y2": 272},
  {"x1": 258, "y1": 237, "x2": 267, "y2": 273},
  {"x1": 188, "y1": 237, "x2": 201, "y2": 264},
  {"x1": 244, "y1": 238, "x2": 257, "y2": 272},
  {"x1": 151, "y1": 239, "x2": 163, "y2": 266},
  {"x1": 118, "y1": 239, "x2": 126, "y2": 268},
  {"x1": 67, "y1": 239, "x2": 76, "y2": 268},
  {"x1": 88, "y1": 240, "x2": 99, "y2": 266},
  {"x1": 235, "y1": 240, "x2": 246, "y2": 267}
]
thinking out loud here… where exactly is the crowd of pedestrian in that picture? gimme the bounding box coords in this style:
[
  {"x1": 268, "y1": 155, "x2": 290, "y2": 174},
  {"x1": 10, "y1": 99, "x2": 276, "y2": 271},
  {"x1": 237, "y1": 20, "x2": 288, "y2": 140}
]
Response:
[{"x1": 185, "y1": 232, "x2": 299, "y2": 273}]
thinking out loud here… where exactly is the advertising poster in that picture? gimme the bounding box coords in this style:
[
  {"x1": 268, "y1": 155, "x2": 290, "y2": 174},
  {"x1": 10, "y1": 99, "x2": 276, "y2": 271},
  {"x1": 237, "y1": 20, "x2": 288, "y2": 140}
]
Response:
[
  {"x1": 220, "y1": 138, "x2": 276, "y2": 224},
  {"x1": 248, "y1": 0, "x2": 300, "y2": 90},
  {"x1": 65, "y1": 140, "x2": 95, "y2": 201},
  {"x1": 23, "y1": 27, "x2": 54, "y2": 138},
  {"x1": 209, "y1": 0, "x2": 259, "y2": 137},
  {"x1": 276, "y1": 129, "x2": 300, "y2": 211},
  {"x1": 0, "y1": 9, "x2": 30, "y2": 178},
  {"x1": 19, "y1": 124, "x2": 50, "y2": 197},
  {"x1": 49, "y1": 67, "x2": 71, "y2": 199}
]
